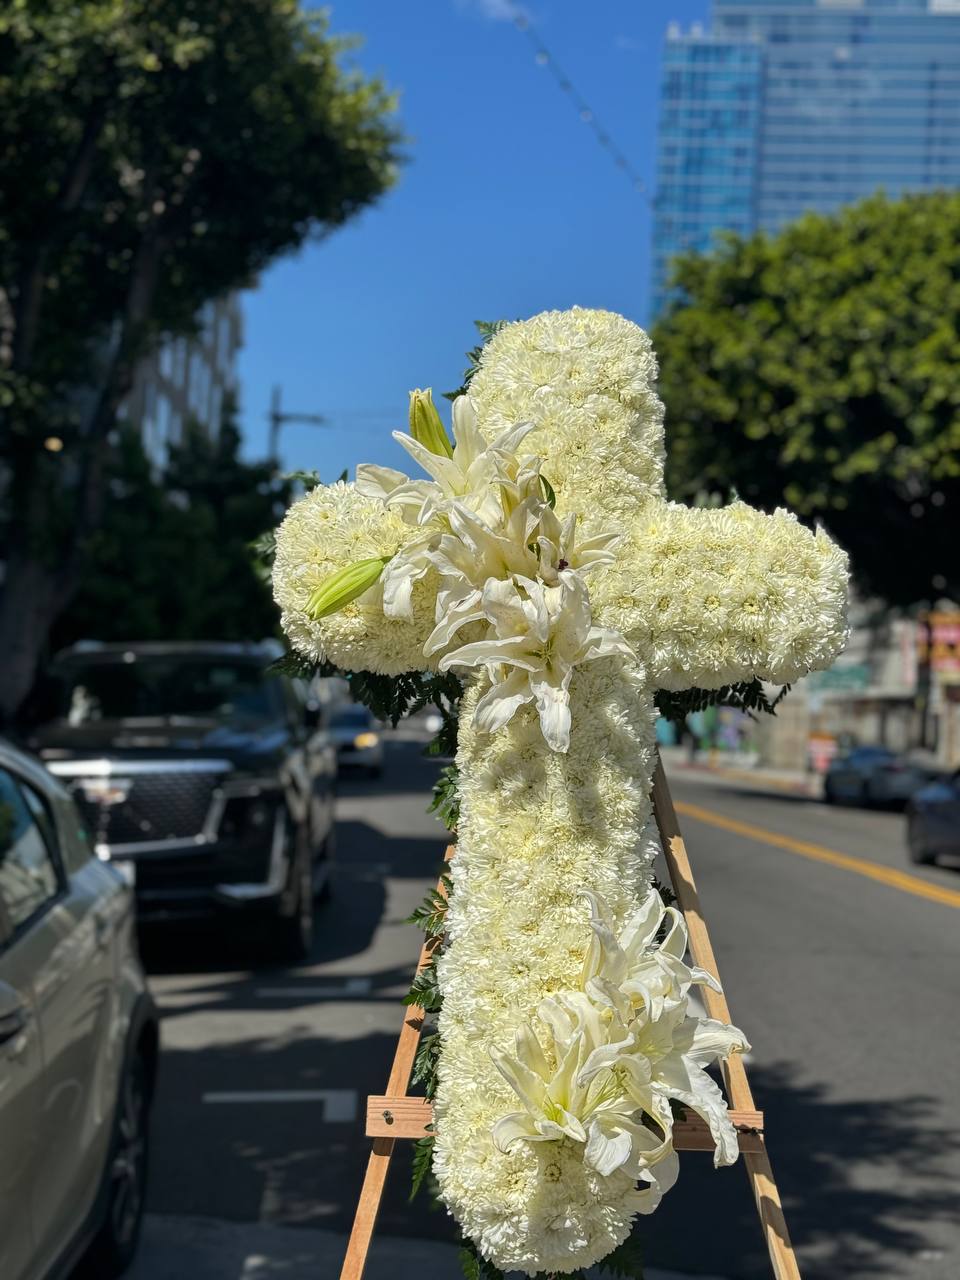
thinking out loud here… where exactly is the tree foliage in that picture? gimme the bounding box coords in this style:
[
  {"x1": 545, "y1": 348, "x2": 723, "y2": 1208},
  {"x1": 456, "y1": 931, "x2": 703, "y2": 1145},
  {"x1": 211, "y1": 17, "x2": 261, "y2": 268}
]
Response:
[
  {"x1": 49, "y1": 410, "x2": 290, "y2": 655},
  {"x1": 653, "y1": 191, "x2": 960, "y2": 606},
  {"x1": 0, "y1": 0, "x2": 401, "y2": 717}
]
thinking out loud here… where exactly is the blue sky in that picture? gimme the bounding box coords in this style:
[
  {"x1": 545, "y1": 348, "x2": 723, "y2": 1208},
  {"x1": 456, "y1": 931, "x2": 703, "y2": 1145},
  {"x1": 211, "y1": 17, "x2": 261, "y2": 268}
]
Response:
[{"x1": 238, "y1": 0, "x2": 709, "y2": 477}]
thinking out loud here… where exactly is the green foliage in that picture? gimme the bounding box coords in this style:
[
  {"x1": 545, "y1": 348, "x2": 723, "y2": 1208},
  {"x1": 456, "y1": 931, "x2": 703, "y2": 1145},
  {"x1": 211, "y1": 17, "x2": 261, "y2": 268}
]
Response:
[
  {"x1": 0, "y1": 0, "x2": 401, "y2": 717},
  {"x1": 654, "y1": 190, "x2": 960, "y2": 605},
  {"x1": 267, "y1": 651, "x2": 319, "y2": 680},
  {"x1": 411, "y1": 1031, "x2": 442, "y2": 1101},
  {"x1": 458, "y1": 1242, "x2": 507, "y2": 1280},
  {"x1": 250, "y1": 529, "x2": 278, "y2": 586},
  {"x1": 282, "y1": 469, "x2": 322, "y2": 490},
  {"x1": 337, "y1": 668, "x2": 463, "y2": 729},
  {"x1": 655, "y1": 679, "x2": 790, "y2": 726},
  {"x1": 443, "y1": 319, "x2": 510, "y2": 400},
  {"x1": 596, "y1": 1232, "x2": 645, "y2": 1277},
  {"x1": 409, "y1": 1134, "x2": 435, "y2": 1202},
  {"x1": 403, "y1": 953, "x2": 443, "y2": 1013},
  {"x1": 429, "y1": 763, "x2": 461, "y2": 832},
  {"x1": 405, "y1": 876, "x2": 452, "y2": 938},
  {"x1": 1, "y1": 1, "x2": 401, "y2": 446},
  {"x1": 424, "y1": 700, "x2": 461, "y2": 757},
  {"x1": 651, "y1": 876, "x2": 677, "y2": 909},
  {"x1": 50, "y1": 412, "x2": 290, "y2": 650}
]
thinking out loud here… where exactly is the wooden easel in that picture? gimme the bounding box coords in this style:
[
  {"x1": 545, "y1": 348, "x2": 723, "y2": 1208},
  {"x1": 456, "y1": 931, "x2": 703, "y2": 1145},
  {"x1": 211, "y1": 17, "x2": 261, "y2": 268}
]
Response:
[{"x1": 340, "y1": 754, "x2": 801, "y2": 1279}]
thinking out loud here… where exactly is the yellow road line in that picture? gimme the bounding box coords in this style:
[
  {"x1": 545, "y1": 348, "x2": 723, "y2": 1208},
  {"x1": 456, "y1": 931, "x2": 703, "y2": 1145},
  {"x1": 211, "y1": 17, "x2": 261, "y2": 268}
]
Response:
[{"x1": 675, "y1": 800, "x2": 960, "y2": 911}]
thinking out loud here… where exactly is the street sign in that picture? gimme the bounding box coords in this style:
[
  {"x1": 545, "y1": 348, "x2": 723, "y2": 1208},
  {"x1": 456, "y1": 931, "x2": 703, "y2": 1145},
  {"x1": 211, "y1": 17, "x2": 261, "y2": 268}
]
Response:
[{"x1": 805, "y1": 664, "x2": 871, "y2": 693}]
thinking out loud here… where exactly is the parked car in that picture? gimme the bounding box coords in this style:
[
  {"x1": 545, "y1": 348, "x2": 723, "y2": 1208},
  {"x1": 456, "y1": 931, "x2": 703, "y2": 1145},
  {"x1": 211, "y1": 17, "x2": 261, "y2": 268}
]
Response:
[
  {"x1": 822, "y1": 746, "x2": 929, "y2": 808},
  {"x1": 26, "y1": 642, "x2": 337, "y2": 961},
  {"x1": 906, "y1": 770, "x2": 960, "y2": 866},
  {"x1": 328, "y1": 703, "x2": 384, "y2": 778},
  {"x1": 0, "y1": 738, "x2": 158, "y2": 1280}
]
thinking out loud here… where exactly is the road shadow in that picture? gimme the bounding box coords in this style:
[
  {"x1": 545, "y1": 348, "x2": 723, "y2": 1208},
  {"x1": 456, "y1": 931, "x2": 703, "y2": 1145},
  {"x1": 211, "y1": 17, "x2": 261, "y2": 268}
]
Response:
[
  {"x1": 144, "y1": 1028, "x2": 958, "y2": 1279},
  {"x1": 639, "y1": 1058, "x2": 959, "y2": 1279},
  {"x1": 139, "y1": 820, "x2": 449, "y2": 977},
  {"x1": 144, "y1": 1027, "x2": 461, "y2": 1247}
]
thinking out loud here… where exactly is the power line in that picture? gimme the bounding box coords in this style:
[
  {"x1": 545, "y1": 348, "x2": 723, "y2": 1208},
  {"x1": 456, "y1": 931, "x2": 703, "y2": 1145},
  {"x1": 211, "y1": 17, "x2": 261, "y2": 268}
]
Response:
[{"x1": 509, "y1": 8, "x2": 650, "y2": 201}]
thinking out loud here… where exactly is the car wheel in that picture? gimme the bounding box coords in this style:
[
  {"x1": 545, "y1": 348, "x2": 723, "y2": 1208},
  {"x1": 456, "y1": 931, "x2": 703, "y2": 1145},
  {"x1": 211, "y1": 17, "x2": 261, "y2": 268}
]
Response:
[
  {"x1": 822, "y1": 782, "x2": 836, "y2": 805},
  {"x1": 82, "y1": 1052, "x2": 149, "y2": 1277},
  {"x1": 859, "y1": 780, "x2": 873, "y2": 808},
  {"x1": 367, "y1": 764, "x2": 383, "y2": 780},
  {"x1": 907, "y1": 815, "x2": 936, "y2": 866},
  {"x1": 266, "y1": 846, "x2": 314, "y2": 964}
]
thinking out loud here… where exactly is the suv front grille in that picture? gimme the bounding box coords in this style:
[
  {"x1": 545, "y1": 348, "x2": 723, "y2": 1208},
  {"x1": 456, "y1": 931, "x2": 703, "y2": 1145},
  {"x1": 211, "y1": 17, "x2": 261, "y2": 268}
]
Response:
[{"x1": 54, "y1": 762, "x2": 229, "y2": 848}]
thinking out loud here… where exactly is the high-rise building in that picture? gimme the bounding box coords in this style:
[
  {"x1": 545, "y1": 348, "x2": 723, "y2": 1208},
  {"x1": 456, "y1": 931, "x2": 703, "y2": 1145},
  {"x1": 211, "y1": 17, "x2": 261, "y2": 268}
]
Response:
[
  {"x1": 652, "y1": 0, "x2": 960, "y2": 314},
  {"x1": 120, "y1": 294, "x2": 243, "y2": 469}
]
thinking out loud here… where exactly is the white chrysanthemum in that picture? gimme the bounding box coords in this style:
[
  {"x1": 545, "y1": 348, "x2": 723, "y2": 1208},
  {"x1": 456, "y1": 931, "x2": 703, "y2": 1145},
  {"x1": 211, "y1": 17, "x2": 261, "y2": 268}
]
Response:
[
  {"x1": 433, "y1": 667, "x2": 662, "y2": 1273},
  {"x1": 272, "y1": 481, "x2": 437, "y2": 675},
  {"x1": 589, "y1": 500, "x2": 850, "y2": 689},
  {"x1": 468, "y1": 307, "x2": 667, "y2": 524}
]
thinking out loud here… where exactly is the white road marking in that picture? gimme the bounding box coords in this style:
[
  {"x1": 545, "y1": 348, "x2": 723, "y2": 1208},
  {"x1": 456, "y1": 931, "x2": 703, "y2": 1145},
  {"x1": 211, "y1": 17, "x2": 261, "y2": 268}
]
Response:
[
  {"x1": 254, "y1": 977, "x2": 371, "y2": 998},
  {"x1": 202, "y1": 1090, "x2": 357, "y2": 1120}
]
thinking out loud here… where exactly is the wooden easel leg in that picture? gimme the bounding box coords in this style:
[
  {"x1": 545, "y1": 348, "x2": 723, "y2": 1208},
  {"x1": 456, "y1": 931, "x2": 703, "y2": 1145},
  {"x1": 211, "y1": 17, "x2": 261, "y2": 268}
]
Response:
[
  {"x1": 340, "y1": 1137, "x2": 395, "y2": 1280},
  {"x1": 339, "y1": 846, "x2": 454, "y2": 1280},
  {"x1": 651, "y1": 752, "x2": 802, "y2": 1280}
]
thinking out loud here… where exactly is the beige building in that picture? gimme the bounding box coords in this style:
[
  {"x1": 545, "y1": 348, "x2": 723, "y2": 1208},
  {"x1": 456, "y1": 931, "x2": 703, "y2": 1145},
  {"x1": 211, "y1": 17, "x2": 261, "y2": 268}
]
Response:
[
  {"x1": 120, "y1": 295, "x2": 243, "y2": 469},
  {"x1": 758, "y1": 602, "x2": 960, "y2": 771}
]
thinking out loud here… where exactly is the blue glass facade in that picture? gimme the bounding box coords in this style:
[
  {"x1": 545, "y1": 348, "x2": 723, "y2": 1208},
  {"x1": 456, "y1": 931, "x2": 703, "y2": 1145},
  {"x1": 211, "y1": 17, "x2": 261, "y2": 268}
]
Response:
[{"x1": 652, "y1": 0, "x2": 960, "y2": 314}]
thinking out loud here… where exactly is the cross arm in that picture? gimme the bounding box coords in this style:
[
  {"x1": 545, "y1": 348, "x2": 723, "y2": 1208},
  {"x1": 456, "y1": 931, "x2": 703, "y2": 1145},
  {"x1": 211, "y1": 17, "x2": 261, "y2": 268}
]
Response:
[
  {"x1": 273, "y1": 480, "x2": 437, "y2": 677},
  {"x1": 593, "y1": 500, "x2": 849, "y2": 692}
]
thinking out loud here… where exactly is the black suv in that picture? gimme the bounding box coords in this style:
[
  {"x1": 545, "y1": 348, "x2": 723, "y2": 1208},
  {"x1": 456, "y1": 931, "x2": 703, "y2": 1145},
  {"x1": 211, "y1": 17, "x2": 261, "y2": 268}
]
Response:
[{"x1": 25, "y1": 641, "x2": 336, "y2": 960}]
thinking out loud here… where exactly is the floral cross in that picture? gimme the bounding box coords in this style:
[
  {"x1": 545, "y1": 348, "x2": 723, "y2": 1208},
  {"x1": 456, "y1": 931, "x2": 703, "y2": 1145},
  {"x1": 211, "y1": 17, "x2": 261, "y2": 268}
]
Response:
[{"x1": 273, "y1": 308, "x2": 848, "y2": 1274}]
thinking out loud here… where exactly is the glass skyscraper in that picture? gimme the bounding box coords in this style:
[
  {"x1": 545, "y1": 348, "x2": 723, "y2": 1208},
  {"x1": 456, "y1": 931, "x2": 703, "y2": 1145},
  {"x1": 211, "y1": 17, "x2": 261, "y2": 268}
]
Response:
[{"x1": 652, "y1": 0, "x2": 960, "y2": 314}]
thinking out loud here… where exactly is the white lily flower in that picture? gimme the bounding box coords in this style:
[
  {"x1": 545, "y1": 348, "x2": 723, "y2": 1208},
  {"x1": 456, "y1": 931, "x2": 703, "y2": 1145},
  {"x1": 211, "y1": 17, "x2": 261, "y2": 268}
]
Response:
[
  {"x1": 536, "y1": 508, "x2": 621, "y2": 587},
  {"x1": 421, "y1": 501, "x2": 541, "y2": 654},
  {"x1": 392, "y1": 395, "x2": 537, "y2": 527},
  {"x1": 581, "y1": 887, "x2": 722, "y2": 1020},
  {"x1": 491, "y1": 990, "x2": 679, "y2": 1207},
  {"x1": 355, "y1": 464, "x2": 435, "y2": 527},
  {"x1": 439, "y1": 572, "x2": 633, "y2": 752},
  {"x1": 577, "y1": 989, "x2": 749, "y2": 1170}
]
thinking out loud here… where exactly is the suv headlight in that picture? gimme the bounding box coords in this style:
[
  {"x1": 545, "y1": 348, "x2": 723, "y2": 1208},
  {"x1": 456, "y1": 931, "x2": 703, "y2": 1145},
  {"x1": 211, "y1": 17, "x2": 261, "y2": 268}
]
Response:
[
  {"x1": 353, "y1": 732, "x2": 379, "y2": 749},
  {"x1": 217, "y1": 785, "x2": 284, "y2": 840}
]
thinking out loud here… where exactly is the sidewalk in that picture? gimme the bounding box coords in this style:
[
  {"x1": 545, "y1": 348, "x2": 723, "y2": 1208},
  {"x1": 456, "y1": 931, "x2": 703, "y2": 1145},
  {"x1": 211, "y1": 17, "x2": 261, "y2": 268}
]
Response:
[
  {"x1": 658, "y1": 745, "x2": 820, "y2": 798},
  {"x1": 130, "y1": 1215, "x2": 729, "y2": 1280}
]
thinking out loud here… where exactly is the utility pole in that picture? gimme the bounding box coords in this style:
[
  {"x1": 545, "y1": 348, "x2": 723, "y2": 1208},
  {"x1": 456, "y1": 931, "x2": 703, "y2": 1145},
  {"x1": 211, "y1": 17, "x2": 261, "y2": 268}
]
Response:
[{"x1": 268, "y1": 385, "x2": 327, "y2": 461}]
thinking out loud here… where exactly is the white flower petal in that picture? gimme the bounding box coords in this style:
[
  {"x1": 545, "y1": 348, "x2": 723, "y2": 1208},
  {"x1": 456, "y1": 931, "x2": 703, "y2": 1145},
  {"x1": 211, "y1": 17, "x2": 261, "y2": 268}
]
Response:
[
  {"x1": 354, "y1": 463, "x2": 409, "y2": 499},
  {"x1": 474, "y1": 670, "x2": 533, "y2": 735}
]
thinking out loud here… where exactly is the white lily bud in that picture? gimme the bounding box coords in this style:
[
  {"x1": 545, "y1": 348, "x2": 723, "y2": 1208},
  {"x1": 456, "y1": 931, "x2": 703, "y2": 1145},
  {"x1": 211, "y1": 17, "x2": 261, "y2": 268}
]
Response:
[
  {"x1": 408, "y1": 388, "x2": 453, "y2": 458},
  {"x1": 305, "y1": 556, "x2": 391, "y2": 619}
]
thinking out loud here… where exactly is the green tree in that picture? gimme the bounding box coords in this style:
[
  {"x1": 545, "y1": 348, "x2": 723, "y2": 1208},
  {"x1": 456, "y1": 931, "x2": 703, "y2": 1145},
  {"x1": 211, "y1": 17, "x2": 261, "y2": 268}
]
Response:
[
  {"x1": 0, "y1": 0, "x2": 400, "y2": 719},
  {"x1": 653, "y1": 191, "x2": 960, "y2": 607},
  {"x1": 49, "y1": 408, "x2": 291, "y2": 655}
]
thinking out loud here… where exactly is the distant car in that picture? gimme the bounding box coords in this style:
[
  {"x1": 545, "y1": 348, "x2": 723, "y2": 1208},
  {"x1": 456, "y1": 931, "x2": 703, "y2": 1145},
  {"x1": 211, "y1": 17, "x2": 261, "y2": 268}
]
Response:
[
  {"x1": 329, "y1": 704, "x2": 383, "y2": 778},
  {"x1": 0, "y1": 738, "x2": 158, "y2": 1280},
  {"x1": 822, "y1": 746, "x2": 928, "y2": 808},
  {"x1": 906, "y1": 771, "x2": 960, "y2": 866},
  {"x1": 26, "y1": 641, "x2": 337, "y2": 961}
]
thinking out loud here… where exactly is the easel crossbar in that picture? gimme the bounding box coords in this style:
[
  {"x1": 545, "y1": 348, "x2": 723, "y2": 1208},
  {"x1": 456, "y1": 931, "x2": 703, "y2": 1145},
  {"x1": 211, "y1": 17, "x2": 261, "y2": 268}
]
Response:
[
  {"x1": 340, "y1": 755, "x2": 801, "y2": 1280},
  {"x1": 365, "y1": 1094, "x2": 766, "y2": 1151}
]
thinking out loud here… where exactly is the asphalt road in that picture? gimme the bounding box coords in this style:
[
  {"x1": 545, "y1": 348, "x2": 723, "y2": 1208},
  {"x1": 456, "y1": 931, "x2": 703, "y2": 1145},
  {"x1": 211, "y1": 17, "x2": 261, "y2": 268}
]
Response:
[{"x1": 126, "y1": 734, "x2": 959, "y2": 1280}]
